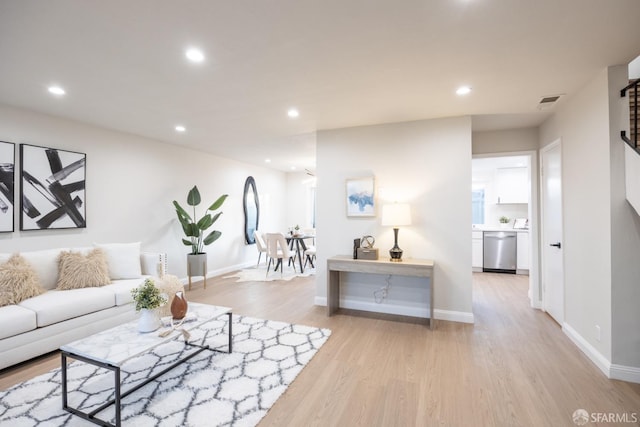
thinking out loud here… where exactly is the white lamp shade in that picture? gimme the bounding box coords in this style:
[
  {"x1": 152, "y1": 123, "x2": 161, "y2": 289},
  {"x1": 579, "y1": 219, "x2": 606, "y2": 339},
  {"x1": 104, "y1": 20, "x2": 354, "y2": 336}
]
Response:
[{"x1": 381, "y1": 203, "x2": 412, "y2": 227}]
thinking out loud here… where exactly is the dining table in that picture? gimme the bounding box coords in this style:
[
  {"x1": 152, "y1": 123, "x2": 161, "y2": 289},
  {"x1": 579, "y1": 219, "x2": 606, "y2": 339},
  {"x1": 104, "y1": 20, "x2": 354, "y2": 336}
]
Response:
[{"x1": 286, "y1": 234, "x2": 315, "y2": 273}]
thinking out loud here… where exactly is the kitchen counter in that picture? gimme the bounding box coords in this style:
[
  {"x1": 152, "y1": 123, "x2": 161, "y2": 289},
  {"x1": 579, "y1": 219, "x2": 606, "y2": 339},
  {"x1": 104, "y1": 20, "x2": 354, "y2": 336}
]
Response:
[{"x1": 472, "y1": 226, "x2": 529, "y2": 233}]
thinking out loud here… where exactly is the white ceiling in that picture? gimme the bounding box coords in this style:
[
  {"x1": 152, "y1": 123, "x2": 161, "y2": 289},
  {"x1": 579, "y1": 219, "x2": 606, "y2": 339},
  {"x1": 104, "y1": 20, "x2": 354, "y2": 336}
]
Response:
[{"x1": 1, "y1": 1, "x2": 639, "y2": 172}]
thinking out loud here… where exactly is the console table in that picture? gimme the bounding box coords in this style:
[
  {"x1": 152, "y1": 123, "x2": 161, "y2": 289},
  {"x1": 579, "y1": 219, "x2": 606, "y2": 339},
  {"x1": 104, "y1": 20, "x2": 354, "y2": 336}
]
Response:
[{"x1": 326, "y1": 255, "x2": 435, "y2": 329}]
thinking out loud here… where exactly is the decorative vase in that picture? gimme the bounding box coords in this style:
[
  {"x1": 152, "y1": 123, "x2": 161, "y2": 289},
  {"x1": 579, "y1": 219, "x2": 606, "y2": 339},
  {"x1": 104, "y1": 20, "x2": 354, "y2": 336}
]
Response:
[
  {"x1": 138, "y1": 308, "x2": 160, "y2": 333},
  {"x1": 171, "y1": 291, "x2": 188, "y2": 320}
]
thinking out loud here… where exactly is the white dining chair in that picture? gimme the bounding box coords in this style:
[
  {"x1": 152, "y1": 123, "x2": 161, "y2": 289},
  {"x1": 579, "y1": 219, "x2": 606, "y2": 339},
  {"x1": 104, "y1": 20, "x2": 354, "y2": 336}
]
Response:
[
  {"x1": 254, "y1": 230, "x2": 268, "y2": 266},
  {"x1": 303, "y1": 245, "x2": 316, "y2": 269},
  {"x1": 265, "y1": 232, "x2": 296, "y2": 276}
]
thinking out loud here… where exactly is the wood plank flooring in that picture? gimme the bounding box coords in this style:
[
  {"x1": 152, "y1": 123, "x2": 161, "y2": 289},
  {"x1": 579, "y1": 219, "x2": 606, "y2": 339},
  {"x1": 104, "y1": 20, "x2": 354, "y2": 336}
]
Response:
[{"x1": 1, "y1": 272, "x2": 639, "y2": 426}]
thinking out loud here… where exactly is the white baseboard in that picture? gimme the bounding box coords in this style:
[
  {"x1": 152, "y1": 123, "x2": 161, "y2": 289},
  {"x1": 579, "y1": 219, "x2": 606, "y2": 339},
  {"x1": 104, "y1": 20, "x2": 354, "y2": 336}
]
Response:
[
  {"x1": 610, "y1": 364, "x2": 640, "y2": 384},
  {"x1": 179, "y1": 261, "x2": 254, "y2": 285},
  {"x1": 314, "y1": 297, "x2": 474, "y2": 324},
  {"x1": 563, "y1": 323, "x2": 640, "y2": 384},
  {"x1": 562, "y1": 322, "x2": 611, "y2": 378},
  {"x1": 434, "y1": 309, "x2": 475, "y2": 324}
]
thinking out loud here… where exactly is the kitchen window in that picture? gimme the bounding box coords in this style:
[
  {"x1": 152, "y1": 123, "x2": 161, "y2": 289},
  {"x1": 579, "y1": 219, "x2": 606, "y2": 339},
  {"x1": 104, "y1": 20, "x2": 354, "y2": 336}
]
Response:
[{"x1": 472, "y1": 189, "x2": 485, "y2": 224}]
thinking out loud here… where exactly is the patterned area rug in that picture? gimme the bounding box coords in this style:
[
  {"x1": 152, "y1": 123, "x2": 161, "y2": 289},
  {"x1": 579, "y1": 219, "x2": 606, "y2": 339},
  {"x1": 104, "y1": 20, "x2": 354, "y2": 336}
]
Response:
[
  {"x1": 0, "y1": 316, "x2": 331, "y2": 426},
  {"x1": 224, "y1": 265, "x2": 315, "y2": 282}
]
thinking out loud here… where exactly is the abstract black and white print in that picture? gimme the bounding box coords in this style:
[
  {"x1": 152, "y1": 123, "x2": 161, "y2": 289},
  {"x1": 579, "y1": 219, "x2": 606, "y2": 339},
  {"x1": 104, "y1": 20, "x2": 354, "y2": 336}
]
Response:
[
  {"x1": 0, "y1": 141, "x2": 15, "y2": 232},
  {"x1": 20, "y1": 144, "x2": 86, "y2": 230}
]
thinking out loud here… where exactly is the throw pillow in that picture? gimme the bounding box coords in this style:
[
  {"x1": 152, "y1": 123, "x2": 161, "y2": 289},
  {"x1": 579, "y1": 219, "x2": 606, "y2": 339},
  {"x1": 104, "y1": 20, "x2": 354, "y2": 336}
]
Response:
[
  {"x1": 94, "y1": 242, "x2": 142, "y2": 280},
  {"x1": 0, "y1": 254, "x2": 44, "y2": 307},
  {"x1": 56, "y1": 248, "x2": 111, "y2": 290}
]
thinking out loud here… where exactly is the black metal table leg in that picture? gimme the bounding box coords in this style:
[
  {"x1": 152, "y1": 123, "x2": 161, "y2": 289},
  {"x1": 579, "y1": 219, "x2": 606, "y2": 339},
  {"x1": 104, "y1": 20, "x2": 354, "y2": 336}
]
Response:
[{"x1": 228, "y1": 312, "x2": 233, "y2": 353}]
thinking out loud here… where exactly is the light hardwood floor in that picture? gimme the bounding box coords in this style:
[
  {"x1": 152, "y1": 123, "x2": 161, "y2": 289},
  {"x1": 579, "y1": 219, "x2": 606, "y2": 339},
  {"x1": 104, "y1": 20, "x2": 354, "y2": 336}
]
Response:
[{"x1": 1, "y1": 272, "x2": 639, "y2": 426}]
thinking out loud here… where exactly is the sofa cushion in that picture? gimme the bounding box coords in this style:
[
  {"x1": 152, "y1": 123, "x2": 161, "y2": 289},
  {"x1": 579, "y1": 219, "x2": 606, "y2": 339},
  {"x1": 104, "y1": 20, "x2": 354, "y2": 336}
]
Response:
[
  {"x1": 94, "y1": 242, "x2": 142, "y2": 280},
  {"x1": 101, "y1": 277, "x2": 148, "y2": 306},
  {"x1": 0, "y1": 254, "x2": 45, "y2": 307},
  {"x1": 21, "y1": 249, "x2": 65, "y2": 291},
  {"x1": 19, "y1": 288, "x2": 115, "y2": 327},
  {"x1": 0, "y1": 305, "x2": 37, "y2": 339},
  {"x1": 56, "y1": 248, "x2": 111, "y2": 290}
]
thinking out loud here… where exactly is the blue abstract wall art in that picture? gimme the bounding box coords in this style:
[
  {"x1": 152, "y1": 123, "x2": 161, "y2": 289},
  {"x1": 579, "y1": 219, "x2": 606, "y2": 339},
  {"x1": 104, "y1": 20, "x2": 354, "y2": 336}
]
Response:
[{"x1": 346, "y1": 177, "x2": 375, "y2": 217}]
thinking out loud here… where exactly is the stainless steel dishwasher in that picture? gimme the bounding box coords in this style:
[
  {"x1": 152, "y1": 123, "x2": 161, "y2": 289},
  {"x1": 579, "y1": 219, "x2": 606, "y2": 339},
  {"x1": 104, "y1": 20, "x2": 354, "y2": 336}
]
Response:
[{"x1": 483, "y1": 231, "x2": 517, "y2": 273}]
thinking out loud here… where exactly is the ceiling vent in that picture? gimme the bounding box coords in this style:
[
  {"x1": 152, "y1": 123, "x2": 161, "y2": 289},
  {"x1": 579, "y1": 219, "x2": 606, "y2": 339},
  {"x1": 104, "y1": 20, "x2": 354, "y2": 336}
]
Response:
[{"x1": 537, "y1": 94, "x2": 564, "y2": 110}]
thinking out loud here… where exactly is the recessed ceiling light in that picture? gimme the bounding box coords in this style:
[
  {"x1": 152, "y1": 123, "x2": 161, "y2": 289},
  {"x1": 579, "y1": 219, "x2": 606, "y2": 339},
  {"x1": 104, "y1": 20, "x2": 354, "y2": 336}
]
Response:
[
  {"x1": 48, "y1": 86, "x2": 65, "y2": 96},
  {"x1": 265, "y1": 159, "x2": 271, "y2": 163},
  {"x1": 175, "y1": 125, "x2": 186, "y2": 132},
  {"x1": 291, "y1": 166, "x2": 297, "y2": 170},
  {"x1": 456, "y1": 86, "x2": 472, "y2": 96},
  {"x1": 287, "y1": 108, "x2": 299, "y2": 118},
  {"x1": 185, "y1": 48, "x2": 205, "y2": 63}
]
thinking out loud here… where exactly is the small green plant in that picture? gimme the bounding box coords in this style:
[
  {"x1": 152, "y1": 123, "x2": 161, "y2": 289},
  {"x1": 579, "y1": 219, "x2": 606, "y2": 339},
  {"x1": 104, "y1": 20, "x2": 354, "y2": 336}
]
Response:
[
  {"x1": 131, "y1": 278, "x2": 167, "y2": 311},
  {"x1": 499, "y1": 216, "x2": 510, "y2": 224}
]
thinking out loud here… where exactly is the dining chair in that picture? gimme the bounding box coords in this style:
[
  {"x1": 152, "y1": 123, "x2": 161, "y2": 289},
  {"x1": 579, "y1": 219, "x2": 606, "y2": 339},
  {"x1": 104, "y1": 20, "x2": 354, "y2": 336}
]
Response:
[
  {"x1": 303, "y1": 245, "x2": 316, "y2": 269},
  {"x1": 253, "y1": 230, "x2": 268, "y2": 266},
  {"x1": 265, "y1": 232, "x2": 296, "y2": 276}
]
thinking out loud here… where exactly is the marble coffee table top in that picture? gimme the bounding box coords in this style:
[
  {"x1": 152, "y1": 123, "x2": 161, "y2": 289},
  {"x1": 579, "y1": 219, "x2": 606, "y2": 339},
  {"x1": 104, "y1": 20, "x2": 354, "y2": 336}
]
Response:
[{"x1": 60, "y1": 303, "x2": 231, "y2": 366}]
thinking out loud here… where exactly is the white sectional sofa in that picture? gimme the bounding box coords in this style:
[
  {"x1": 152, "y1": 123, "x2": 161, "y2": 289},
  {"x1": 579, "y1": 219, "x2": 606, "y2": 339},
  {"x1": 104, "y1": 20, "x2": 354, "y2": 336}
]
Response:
[{"x1": 0, "y1": 245, "x2": 166, "y2": 370}]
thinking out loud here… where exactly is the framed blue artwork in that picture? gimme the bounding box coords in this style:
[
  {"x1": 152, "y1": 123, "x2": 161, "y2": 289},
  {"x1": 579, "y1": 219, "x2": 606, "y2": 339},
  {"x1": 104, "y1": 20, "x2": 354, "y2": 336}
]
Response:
[{"x1": 346, "y1": 177, "x2": 375, "y2": 217}]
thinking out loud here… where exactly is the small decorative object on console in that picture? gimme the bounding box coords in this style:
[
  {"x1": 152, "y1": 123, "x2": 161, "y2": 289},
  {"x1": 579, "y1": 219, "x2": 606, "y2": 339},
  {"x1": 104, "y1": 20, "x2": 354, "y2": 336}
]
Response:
[
  {"x1": 356, "y1": 235, "x2": 379, "y2": 260},
  {"x1": 353, "y1": 238, "x2": 360, "y2": 259}
]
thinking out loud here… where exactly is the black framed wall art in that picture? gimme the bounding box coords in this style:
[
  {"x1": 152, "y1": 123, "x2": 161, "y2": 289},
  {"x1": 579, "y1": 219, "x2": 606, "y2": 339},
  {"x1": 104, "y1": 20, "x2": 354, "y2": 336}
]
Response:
[
  {"x1": 20, "y1": 144, "x2": 86, "y2": 230},
  {"x1": 0, "y1": 141, "x2": 15, "y2": 232}
]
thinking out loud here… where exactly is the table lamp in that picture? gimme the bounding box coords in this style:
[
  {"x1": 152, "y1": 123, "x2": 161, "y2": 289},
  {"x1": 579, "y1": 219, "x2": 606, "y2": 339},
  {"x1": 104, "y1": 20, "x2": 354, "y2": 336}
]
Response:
[{"x1": 381, "y1": 203, "x2": 412, "y2": 262}]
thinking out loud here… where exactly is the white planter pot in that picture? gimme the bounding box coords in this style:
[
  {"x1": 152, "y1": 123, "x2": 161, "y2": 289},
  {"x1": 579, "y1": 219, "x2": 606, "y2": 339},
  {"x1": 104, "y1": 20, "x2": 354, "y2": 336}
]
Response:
[
  {"x1": 138, "y1": 308, "x2": 160, "y2": 333},
  {"x1": 187, "y1": 253, "x2": 207, "y2": 277}
]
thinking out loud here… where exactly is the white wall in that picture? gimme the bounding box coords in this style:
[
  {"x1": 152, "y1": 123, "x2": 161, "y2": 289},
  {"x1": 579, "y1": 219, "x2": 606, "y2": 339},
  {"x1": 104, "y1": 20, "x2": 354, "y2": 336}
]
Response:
[
  {"x1": 0, "y1": 104, "x2": 287, "y2": 279},
  {"x1": 629, "y1": 55, "x2": 640, "y2": 79},
  {"x1": 608, "y1": 65, "x2": 640, "y2": 370},
  {"x1": 316, "y1": 117, "x2": 473, "y2": 321},
  {"x1": 540, "y1": 68, "x2": 613, "y2": 360},
  {"x1": 285, "y1": 171, "x2": 316, "y2": 231},
  {"x1": 472, "y1": 128, "x2": 539, "y2": 154},
  {"x1": 539, "y1": 65, "x2": 640, "y2": 376}
]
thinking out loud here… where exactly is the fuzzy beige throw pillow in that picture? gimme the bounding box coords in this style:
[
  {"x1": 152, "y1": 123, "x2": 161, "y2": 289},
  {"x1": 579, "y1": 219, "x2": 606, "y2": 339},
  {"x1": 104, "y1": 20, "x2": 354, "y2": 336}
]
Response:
[
  {"x1": 0, "y1": 254, "x2": 44, "y2": 307},
  {"x1": 56, "y1": 248, "x2": 111, "y2": 290}
]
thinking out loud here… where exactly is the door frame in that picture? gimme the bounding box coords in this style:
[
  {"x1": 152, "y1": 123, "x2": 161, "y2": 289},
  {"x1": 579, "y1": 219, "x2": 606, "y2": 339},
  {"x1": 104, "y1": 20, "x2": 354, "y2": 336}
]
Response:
[
  {"x1": 472, "y1": 150, "x2": 541, "y2": 308},
  {"x1": 539, "y1": 139, "x2": 565, "y2": 319}
]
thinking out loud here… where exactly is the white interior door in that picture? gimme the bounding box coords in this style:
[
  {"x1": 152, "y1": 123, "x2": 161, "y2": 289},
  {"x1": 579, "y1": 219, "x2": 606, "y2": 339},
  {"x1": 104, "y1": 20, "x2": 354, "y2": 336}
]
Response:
[{"x1": 541, "y1": 141, "x2": 564, "y2": 324}]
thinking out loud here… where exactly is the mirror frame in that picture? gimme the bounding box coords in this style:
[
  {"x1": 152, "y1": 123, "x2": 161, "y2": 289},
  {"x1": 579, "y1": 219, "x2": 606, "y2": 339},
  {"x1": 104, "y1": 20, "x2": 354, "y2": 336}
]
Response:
[{"x1": 243, "y1": 176, "x2": 260, "y2": 244}]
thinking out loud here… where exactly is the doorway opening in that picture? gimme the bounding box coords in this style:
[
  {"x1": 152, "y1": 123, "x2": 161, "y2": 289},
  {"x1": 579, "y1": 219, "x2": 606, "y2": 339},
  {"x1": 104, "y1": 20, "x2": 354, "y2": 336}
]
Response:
[{"x1": 471, "y1": 151, "x2": 541, "y2": 308}]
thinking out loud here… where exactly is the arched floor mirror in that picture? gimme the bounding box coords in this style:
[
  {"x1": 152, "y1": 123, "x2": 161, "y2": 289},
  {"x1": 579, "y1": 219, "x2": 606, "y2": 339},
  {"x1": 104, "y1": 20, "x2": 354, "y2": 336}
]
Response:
[{"x1": 243, "y1": 176, "x2": 259, "y2": 244}]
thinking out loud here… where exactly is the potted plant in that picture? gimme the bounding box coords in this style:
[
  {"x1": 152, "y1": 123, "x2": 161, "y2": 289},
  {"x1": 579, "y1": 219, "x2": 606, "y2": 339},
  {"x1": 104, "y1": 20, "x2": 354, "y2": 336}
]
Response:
[
  {"x1": 499, "y1": 216, "x2": 510, "y2": 228},
  {"x1": 173, "y1": 186, "x2": 228, "y2": 278},
  {"x1": 131, "y1": 278, "x2": 167, "y2": 332}
]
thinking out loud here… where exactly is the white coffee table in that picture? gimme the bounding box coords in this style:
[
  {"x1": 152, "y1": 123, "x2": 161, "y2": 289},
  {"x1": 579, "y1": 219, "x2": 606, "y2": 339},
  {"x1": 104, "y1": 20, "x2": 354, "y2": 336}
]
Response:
[{"x1": 60, "y1": 302, "x2": 232, "y2": 427}]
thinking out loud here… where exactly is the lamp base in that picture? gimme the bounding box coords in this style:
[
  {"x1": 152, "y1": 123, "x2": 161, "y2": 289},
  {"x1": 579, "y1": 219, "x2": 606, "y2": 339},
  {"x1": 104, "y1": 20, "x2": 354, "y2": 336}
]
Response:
[
  {"x1": 389, "y1": 246, "x2": 403, "y2": 262},
  {"x1": 389, "y1": 227, "x2": 404, "y2": 262}
]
